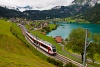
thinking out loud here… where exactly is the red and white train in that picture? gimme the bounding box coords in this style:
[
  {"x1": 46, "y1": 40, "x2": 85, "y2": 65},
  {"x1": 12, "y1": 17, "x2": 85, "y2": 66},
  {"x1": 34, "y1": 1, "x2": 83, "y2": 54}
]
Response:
[
  {"x1": 26, "y1": 32, "x2": 56, "y2": 55},
  {"x1": 19, "y1": 24, "x2": 56, "y2": 55}
]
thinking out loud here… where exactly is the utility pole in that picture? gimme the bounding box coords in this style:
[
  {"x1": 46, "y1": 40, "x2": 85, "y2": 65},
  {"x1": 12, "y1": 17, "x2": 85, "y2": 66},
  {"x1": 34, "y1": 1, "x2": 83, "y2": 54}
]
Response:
[{"x1": 83, "y1": 29, "x2": 88, "y2": 67}]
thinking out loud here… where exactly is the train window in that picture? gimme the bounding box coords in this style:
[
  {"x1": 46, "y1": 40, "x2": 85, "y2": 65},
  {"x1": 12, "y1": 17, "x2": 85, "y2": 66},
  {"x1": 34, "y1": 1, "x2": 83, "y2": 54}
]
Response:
[
  {"x1": 41, "y1": 44, "x2": 48, "y2": 49},
  {"x1": 53, "y1": 48, "x2": 56, "y2": 52},
  {"x1": 52, "y1": 46, "x2": 56, "y2": 52},
  {"x1": 34, "y1": 40, "x2": 37, "y2": 43}
]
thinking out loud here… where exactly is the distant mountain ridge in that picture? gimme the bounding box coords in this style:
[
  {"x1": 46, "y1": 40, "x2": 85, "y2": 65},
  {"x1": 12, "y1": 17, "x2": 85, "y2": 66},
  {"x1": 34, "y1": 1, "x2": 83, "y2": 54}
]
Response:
[
  {"x1": 0, "y1": 0, "x2": 100, "y2": 23},
  {"x1": 72, "y1": 0, "x2": 100, "y2": 6},
  {"x1": 0, "y1": 5, "x2": 33, "y2": 12},
  {"x1": 16, "y1": 5, "x2": 33, "y2": 11},
  {"x1": 0, "y1": 0, "x2": 99, "y2": 12}
]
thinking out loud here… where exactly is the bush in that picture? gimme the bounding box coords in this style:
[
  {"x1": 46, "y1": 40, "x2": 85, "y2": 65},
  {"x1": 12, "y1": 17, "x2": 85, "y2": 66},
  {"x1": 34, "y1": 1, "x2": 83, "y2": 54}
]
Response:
[
  {"x1": 47, "y1": 57, "x2": 63, "y2": 67},
  {"x1": 64, "y1": 62, "x2": 77, "y2": 67},
  {"x1": 65, "y1": 38, "x2": 68, "y2": 41},
  {"x1": 43, "y1": 26, "x2": 51, "y2": 32}
]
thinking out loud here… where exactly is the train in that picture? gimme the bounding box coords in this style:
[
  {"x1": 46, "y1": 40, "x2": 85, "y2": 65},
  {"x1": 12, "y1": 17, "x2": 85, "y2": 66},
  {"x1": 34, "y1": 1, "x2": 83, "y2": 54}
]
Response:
[{"x1": 19, "y1": 24, "x2": 56, "y2": 55}]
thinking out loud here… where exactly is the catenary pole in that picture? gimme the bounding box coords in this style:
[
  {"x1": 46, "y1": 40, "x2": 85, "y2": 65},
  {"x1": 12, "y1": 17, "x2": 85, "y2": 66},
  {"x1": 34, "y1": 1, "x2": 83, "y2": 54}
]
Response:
[{"x1": 83, "y1": 29, "x2": 88, "y2": 67}]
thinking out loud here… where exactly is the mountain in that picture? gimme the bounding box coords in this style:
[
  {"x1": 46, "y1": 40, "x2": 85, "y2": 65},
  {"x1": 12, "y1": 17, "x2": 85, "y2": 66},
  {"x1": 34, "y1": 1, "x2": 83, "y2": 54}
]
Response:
[
  {"x1": 71, "y1": 0, "x2": 100, "y2": 23},
  {"x1": 16, "y1": 5, "x2": 33, "y2": 12},
  {"x1": 0, "y1": 5, "x2": 34, "y2": 12},
  {"x1": 52, "y1": 6, "x2": 61, "y2": 9},
  {"x1": 22, "y1": 6, "x2": 72, "y2": 20},
  {"x1": 82, "y1": 4, "x2": 100, "y2": 23},
  {"x1": 0, "y1": 6, "x2": 24, "y2": 18},
  {"x1": 0, "y1": 0, "x2": 100, "y2": 23},
  {"x1": 72, "y1": 0, "x2": 100, "y2": 6}
]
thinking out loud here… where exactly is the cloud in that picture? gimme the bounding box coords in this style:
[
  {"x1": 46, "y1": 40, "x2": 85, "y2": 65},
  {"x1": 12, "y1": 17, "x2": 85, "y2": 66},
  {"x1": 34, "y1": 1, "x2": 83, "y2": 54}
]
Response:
[{"x1": 0, "y1": 0, "x2": 74, "y2": 10}]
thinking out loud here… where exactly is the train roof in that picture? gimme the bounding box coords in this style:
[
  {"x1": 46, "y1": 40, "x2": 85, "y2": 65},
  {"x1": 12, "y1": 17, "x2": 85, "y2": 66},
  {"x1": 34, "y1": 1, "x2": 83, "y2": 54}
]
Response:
[
  {"x1": 26, "y1": 32, "x2": 55, "y2": 48},
  {"x1": 42, "y1": 40, "x2": 55, "y2": 47},
  {"x1": 43, "y1": 41, "x2": 51, "y2": 45}
]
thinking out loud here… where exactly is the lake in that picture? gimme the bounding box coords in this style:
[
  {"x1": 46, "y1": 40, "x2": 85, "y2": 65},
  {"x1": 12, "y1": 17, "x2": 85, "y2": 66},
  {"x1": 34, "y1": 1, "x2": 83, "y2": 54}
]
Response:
[{"x1": 47, "y1": 23, "x2": 100, "y2": 39}]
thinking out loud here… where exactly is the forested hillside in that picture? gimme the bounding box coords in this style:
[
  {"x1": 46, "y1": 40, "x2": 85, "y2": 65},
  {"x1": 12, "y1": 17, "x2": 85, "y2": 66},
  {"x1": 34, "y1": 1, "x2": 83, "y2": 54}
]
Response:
[
  {"x1": 0, "y1": 2, "x2": 100, "y2": 23},
  {"x1": 0, "y1": 6, "x2": 24, "y2": 18},
  {"x1": 83, "y1": 4, "x2": 100, "y2": 23}
]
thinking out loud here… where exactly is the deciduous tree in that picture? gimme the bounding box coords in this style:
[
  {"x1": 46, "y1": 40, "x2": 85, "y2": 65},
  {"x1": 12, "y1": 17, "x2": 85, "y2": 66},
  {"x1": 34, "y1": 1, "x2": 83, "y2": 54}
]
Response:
[{"x1": 67, "y1": 27, "x2": 91, "y2": 62}]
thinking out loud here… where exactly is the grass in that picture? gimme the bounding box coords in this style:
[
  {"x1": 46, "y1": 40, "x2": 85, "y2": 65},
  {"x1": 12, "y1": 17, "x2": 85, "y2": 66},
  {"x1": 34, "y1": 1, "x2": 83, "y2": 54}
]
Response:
[
  {"x1": 48, "y1": 24, "x2": 56, "y2": 30},
  {"x1": 94, "y1": 54, "x2": 100, "y2": 62},
  {"x1": 88, "y1": 63, "x2": 100, "y2": 67},
  {"x1": 25, "y1": 24, "x2": 34, "y2": 30},
  {"x1": 0, "y1": 20, "x2": 56, "y2": 67}
]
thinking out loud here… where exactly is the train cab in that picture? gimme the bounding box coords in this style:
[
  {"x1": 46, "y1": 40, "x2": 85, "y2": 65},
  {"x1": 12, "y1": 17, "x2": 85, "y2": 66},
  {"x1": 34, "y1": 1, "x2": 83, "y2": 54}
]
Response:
[{"x1": 51, "y1": 46, "x2": 56, "y2": 55}]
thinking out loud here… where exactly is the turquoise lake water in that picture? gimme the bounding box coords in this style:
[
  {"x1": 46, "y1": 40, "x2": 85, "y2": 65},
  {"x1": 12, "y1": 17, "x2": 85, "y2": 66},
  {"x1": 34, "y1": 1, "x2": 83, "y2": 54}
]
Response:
[{"x1": 47, "y1": 23, "x2": 100, "y2": 39}]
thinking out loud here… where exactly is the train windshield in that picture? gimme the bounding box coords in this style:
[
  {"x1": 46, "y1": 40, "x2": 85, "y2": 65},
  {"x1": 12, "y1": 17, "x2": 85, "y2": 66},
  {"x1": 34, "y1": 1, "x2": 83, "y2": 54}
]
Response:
[
  {"x1": 52, "y1": 46, "x2": 56, "y2": 52},
  {"x1": 53, "y1": 48, "x2": 56, "y2": 52}
]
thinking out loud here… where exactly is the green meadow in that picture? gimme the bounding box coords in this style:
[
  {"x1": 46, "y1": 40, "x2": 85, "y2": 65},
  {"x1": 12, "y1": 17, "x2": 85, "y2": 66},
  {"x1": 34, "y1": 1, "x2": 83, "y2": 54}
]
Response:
[
  {"x1": 0, "y1": 20, "x2": 56, "y2": 67},
  {"x1": 48, "y1": 24, "x2": 57, "y2": 30}
]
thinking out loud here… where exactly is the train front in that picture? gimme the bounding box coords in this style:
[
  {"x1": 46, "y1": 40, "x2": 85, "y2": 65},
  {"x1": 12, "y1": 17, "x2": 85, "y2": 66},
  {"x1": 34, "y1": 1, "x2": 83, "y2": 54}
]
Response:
[{"x1": 51, "y1": 46, "x2": 56, "y2": 56}]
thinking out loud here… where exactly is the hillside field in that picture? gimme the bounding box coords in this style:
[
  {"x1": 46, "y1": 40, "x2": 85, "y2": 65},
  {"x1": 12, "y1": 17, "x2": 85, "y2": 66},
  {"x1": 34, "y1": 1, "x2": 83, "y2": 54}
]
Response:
[{"x1": 0, "y1": 20, "x2": 56, "y2": 67}]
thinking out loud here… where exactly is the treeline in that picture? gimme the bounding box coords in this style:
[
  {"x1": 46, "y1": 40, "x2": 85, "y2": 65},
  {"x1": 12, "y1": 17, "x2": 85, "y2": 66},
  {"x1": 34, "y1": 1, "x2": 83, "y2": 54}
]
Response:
[{"x1": 0, "y1": 6, "x2": 25, "y2": 18}]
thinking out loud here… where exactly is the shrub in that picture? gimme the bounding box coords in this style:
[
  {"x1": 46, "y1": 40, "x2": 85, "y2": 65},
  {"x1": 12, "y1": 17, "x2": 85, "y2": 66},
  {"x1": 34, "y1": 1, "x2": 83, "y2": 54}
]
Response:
[
  {"x1": 65, "y1": 38, "x2": 68, "y2": 41},
  {"x1": 64, "y1": 62, "x2": 77, "y2": 67},
  {"x1": 43, "y1": 26, "x2": 51, "y2": 32},
  {"x1": 47, "y1": 57, "x2": 63, "y2": 67}
]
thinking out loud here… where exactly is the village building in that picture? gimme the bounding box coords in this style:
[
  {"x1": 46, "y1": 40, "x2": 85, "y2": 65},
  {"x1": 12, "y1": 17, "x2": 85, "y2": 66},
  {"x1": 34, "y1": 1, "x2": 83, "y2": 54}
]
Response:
[{"x1": 54, "y1": 36, "x2": 63, "y2": 43}]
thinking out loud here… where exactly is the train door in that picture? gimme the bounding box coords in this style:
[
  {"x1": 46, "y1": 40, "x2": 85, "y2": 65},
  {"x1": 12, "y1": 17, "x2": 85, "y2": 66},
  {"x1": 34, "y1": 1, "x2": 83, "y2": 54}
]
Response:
[
  {"x1": 37, "y1": 41, "x2": 40, "y2": 47},
  {"x1": 39, "y1": 42, "x2": 41, "y2": 47},
  {"x1": 33, "y1": 39, "x2": 37, "y2": 45},
  {"x1": 48, "y1": 47, "x2": 51, "y2": 53}
]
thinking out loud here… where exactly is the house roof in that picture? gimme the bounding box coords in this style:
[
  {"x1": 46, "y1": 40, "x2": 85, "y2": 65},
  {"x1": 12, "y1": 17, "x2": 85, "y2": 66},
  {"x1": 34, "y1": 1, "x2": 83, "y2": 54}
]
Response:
[{"x1": 55, "y1": 36, "x2": 63, "y2": 43}]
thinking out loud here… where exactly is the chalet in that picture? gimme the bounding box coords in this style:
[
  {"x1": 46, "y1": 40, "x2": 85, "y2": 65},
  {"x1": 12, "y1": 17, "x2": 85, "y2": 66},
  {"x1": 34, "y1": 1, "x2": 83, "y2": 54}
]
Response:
[{"x1": 55, "y1": 36, "x2": 63, "y2": 43}]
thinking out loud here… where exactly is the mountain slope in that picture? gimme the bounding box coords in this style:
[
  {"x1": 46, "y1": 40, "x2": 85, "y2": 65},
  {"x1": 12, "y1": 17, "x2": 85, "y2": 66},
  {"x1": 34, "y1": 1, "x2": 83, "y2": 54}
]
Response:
[
  {"x1": 0, "y1": 20, "x2": 56, "y2": 67},
  {"x1": 0, "y1": 6, "x2": 23, "y2": 18},
  {"x1": 75, "y1": 4, "x2": 100, "y2": 23},
  {"x1": 83, "y1": 4, "x2": 100, "y2": 23},
  {"x1": 0, "y1": 2, "x2": 100, "y2": 23},
  {"x1": 23, "y1": 6, "x2": 72, "y2": 20},
  {"x1": 72, "y1": 0, "x2": 100, "y2": 6}
]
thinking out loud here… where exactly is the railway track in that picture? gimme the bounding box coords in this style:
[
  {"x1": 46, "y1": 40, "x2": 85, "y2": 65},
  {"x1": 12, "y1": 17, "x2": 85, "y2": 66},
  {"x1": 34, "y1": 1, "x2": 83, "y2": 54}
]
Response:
[
  {"x1": 53, "y1": 53, "x2": 83, "y2": 67},
  {"x1": 54, "y1": 53, "x2": 69, "y2": 65},
  {"x1": 19, "y1": 24, "x2": 83, "y2": 67}
]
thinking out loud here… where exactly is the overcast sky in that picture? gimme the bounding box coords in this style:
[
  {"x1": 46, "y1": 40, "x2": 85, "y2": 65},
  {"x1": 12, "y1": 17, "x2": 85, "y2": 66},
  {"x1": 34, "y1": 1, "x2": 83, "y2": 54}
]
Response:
[{"x1": 0, "y1": 0, "x2": 74, "y2": 10}]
